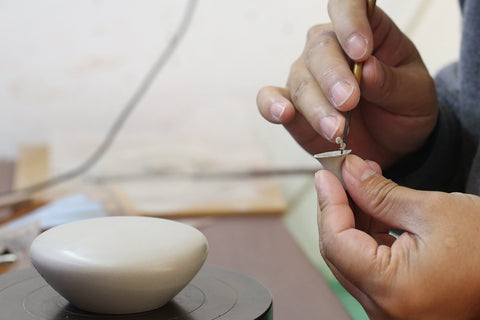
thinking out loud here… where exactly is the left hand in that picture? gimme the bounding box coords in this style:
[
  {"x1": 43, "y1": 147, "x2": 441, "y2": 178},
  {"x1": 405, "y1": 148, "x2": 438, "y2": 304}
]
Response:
[{"x1": 316, "y1": 155, "x2": 480, "y2": 319}]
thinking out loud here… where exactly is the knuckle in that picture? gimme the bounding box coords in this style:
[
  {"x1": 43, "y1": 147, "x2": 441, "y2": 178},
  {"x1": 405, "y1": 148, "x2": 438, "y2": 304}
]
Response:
[
  {"x1": 378, "y1": 66, "x2": 398, "y2": 101},
  {"x1": 366, "y1": 177, "x2": 399, "y2": 217},
  {"x1": 287, "y1": 59, "x2": 303, "y2": 82},
  {"x1": 291, "y1": 78, "x2": 312, "y2": 105},
  {"x1": 306, "y1": 24, "x2": 324, "y2": 41},
  {"x1": 303, "y1": 30, "x2": 343, "y2": 82},
  {"x1": 317, "y1": 64, "x2": 339, "y2": 83},
  {"x1": 306, "y1": 29, "x2": 337, "y2": 55},
  {"x1": 306, "y1": 24, "x2": 336, "y2": 52}
]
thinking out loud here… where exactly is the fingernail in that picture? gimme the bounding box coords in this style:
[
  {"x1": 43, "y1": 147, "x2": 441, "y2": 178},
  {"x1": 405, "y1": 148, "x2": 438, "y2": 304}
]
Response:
[
  {"x1": 345, "y1": 155, "x2": 376, "y2": 181},
  {"x1": 320, "y1": 115, "x2": 340, "y2": 141},
  {"x1": 331, "y1": 81, "x2": 354, "y2": 108},
  {"x1": 346, "y1": 34, "x2": 368, "y2": 60},
  {"x1": 270, "y1": 102, "x2": 286, "y2": 122}
]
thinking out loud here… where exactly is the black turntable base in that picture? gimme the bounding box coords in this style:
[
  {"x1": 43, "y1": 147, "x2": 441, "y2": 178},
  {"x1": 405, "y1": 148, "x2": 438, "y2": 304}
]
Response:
[{"x1": 0, "y1": 265, "x2": 273, "y2": 320}]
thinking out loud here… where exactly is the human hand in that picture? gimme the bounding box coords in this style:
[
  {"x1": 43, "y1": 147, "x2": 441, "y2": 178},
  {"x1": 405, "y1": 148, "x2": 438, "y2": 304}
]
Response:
[
  {"x1": 257, "y1": 1, "x2": 438, "y2": 169},
  {"x1": 316, "y1": 154, "x2": 480, "y2": 319}
]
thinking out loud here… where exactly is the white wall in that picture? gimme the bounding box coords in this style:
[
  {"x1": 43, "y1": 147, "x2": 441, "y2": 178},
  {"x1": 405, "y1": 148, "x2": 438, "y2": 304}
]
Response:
[{"x1": 0, "y1": 0, "x2": 461, "y2": 163}]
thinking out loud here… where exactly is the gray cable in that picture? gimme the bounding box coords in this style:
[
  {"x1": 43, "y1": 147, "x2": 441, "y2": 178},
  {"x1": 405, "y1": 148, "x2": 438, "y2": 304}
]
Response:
[{"x1": 0, "y1": 0, "x2": 197, "y2": 198}]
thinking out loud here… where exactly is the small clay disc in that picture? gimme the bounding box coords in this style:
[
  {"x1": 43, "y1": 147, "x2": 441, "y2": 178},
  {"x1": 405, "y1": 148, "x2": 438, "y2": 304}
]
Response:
[{"x1": 313, "y1": 149, "x2": 351, "y2": 159}]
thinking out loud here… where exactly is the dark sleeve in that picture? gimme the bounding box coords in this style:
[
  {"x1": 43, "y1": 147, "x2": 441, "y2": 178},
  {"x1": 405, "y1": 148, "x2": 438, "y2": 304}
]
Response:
[{"x1": 384, "y1": 103, "x2": 474, "y2": 192}]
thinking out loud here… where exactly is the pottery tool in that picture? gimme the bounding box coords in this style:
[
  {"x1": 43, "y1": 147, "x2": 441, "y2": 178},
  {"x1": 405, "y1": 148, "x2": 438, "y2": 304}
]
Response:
[{"x1": 339, "y1": 0, "x2": 376, "y2": 154}]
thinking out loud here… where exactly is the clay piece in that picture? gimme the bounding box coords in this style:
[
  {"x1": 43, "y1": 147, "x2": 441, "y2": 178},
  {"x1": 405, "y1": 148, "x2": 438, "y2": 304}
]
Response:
[
  {"x1": 314, "y1": 149, "x2": 351, "y2": 187},
  {"x1": 29, "y1": 216, "x2": 209, "y2": 315}
]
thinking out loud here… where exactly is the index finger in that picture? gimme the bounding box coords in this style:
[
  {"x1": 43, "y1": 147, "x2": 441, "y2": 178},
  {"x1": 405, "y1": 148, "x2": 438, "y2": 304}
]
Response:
[{"x1": 328, "y1": 0, "x2": 376, "y2": 61}]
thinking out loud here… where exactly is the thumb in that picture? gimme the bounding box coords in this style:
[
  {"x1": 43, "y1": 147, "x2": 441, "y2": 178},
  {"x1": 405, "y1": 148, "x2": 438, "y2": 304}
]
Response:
[
  {"x1": 342, "y1": 155, "x2": 426, "y2": 232},
  {"x1": 315, "y1": 168, "x2": 393, "y2": 296},
  {"x1": 361, "y1": 55, "x2": 436, "y2": 117}
]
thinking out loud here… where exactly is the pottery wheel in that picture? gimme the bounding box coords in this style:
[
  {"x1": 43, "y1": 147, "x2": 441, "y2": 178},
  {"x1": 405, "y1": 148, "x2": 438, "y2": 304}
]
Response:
[{"x1": 0, "y1": 265, "x2": 272, "y2": 320}]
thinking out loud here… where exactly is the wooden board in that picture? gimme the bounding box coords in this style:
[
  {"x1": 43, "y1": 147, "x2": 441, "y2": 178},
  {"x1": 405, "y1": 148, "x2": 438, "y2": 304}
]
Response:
[
  {"x1": 115, "y1": 176, "x2": 286, "y2": 218},
  {"x1": 13, "y1": 145, "x2": 49, "y2": 190},
  {"x1": 16, "y1": 143, "x2": 286, "y2": 217}
]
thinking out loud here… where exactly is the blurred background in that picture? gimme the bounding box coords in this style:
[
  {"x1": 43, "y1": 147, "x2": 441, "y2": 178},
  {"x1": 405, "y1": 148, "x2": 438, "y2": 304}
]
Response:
[{"x1": 0, "y1": 0, "x2": 461, "y2": 318}]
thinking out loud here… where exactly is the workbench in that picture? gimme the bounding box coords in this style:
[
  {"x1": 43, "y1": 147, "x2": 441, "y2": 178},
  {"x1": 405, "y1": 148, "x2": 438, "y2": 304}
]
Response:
[{"x1": 0, "y1": 159, "x2": 351, "y2": 319}]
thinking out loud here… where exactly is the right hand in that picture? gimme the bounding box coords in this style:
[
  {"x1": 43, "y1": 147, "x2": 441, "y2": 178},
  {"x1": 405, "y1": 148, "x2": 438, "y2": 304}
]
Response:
[{"x1": 257, "y1": 1, "x2": 438, "y2": 169}]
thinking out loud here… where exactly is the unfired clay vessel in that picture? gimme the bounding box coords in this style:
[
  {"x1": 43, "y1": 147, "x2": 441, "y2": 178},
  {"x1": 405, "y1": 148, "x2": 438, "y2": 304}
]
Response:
[
  {"x1": 314, "y1": 150, "x2": 351, "y2": 187},
  {"x1": 30, "y1": 216, "x2": 208, "y2": 314}
]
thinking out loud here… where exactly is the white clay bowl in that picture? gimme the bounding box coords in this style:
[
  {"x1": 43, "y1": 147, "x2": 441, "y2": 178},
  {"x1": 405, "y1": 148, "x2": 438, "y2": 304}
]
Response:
[{"x1": 30, "y1": 216, "x2": 208, "y2": 314}]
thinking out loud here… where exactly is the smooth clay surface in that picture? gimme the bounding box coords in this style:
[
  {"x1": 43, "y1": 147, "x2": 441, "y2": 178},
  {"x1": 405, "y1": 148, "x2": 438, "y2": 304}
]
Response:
[
  {"x1": 314, "y1": 150, "x2": 351, "y2": 187},
  {"x1": 30, "y1": 216, "x2": 209, "y2": 314}
]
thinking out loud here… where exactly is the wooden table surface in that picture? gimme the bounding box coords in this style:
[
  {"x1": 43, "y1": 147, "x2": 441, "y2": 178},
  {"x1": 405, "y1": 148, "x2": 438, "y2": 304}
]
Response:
[
  {"x1": 0, "y1": 159, "x2": 351, "y2": 319},
  {"x1": 201, "y1": 215, "x2": 351, "y2": 319}
]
